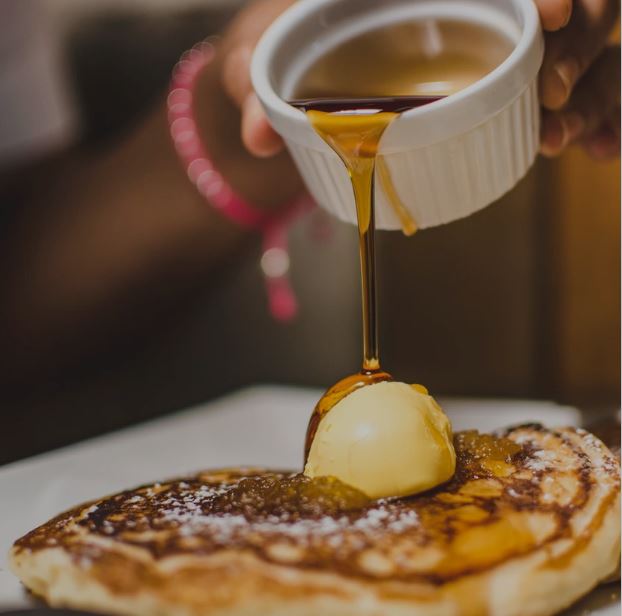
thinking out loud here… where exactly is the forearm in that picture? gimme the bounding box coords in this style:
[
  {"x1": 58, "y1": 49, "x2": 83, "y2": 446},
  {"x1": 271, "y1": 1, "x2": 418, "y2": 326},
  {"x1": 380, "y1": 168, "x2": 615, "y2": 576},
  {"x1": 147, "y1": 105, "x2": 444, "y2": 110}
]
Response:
[
  {"x1": 0, "y1": 68, "x2": 289, "y2": 386},
  {"x1": 0, "y1": 101, "x2": 243, "y2": 383}
]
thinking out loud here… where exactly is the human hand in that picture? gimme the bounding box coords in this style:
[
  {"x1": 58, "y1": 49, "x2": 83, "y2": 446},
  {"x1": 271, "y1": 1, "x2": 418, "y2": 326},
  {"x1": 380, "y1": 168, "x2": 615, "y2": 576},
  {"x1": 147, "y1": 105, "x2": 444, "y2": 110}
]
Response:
[
  {"x1": 219, "y1": 0, "x2": 620, "y2": 164},
  {"x1": 193, "y1": 0, "x2": 298, "y2": 209},
  {"x1": 536, "y1": 0, "x2": 620, "y2": 159}
]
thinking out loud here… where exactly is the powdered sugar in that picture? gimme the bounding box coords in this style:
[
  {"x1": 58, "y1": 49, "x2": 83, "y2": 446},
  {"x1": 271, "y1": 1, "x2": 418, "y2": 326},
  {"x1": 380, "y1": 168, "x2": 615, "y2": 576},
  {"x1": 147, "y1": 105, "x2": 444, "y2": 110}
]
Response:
[
  {"x1": 151, "y1": 481, "x2": 419, "y2": 548},
  {"x1": 513, "y1": 433, "x2": 535, "y2": 446},
  {"x1": 524, "y1": 458, "x2": 551, "y2": 472},
  {"x1": 524, "y1": 448, "x2": 558, "y2": 472}
]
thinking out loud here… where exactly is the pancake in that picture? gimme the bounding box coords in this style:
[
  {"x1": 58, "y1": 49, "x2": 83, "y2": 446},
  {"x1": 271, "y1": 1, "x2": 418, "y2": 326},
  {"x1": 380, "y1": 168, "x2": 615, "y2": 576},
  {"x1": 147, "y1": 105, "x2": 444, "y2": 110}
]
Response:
[{"x1": 10, "y1": 425, "x2": 620, "y2": 616}]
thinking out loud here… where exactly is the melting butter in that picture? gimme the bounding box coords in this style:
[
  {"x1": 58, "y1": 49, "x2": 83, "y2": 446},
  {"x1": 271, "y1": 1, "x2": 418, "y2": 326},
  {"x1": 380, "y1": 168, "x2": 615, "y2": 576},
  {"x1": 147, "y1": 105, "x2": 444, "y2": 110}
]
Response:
[{"x1": 305, "y1": 381, "x2": 456, "y2": 499}]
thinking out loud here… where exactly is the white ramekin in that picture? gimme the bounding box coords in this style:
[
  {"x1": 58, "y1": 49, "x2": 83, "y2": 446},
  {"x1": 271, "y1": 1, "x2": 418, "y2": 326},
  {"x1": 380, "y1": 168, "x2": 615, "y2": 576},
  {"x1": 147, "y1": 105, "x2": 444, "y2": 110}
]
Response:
[{"x1": 251, "y1": 0, "x2": 544, "y2": 230}]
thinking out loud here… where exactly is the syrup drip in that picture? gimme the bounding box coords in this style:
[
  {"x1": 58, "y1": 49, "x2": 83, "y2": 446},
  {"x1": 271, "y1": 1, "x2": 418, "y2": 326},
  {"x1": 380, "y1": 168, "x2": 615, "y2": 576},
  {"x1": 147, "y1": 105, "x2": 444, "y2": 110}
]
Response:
[{"x1": 291, "y1": 97, "x2": 441, "y2": 460}]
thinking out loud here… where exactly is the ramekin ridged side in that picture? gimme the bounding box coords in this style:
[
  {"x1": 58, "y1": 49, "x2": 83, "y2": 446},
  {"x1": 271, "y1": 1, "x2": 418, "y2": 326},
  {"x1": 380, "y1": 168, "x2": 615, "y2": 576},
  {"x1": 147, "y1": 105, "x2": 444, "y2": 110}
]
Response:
[{"x1": 286, "y1": 81, "x2": 539, "y2": 230}]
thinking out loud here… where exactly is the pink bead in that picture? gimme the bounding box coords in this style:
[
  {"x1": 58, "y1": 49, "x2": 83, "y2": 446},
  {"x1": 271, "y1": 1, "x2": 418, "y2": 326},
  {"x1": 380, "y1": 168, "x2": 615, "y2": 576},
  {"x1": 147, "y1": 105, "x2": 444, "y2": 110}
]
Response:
[
  {"x1": 182, "y1": 49, "x2": 202, "y2": 63},
  {"x1": 187, "y1": 158, "x2": 212, "y2": 183},
  {"x1": 174, "y1": 73, "x2": 193, "y2": 88},
  {"x1": 202, "y1": 176, "x2": 224, "y2": 198},
  {"x1": 167, "y1": 88, "x2": 192, "y2": 114},
  {"x1": 268, "y1": 280, "x2": 298, "y2": 322},
  {"x1": 196, "y1": 169, "x2": 216, "y2": 193},
  {"x1": 177, "y1": 139, "x2": 201, "y2": 159},
  {"x1": 217, "y1": 184, "x2": 233, "y2": 203},
  {"x1": 196, "y1": 41, "x2": 215, "y2": 56},
  {"x1": 171, "y1": 118, "x2": 196, "y2": 145},
  {"x1": 176, "y1": 59, "x2": 194, "y2": 75}
]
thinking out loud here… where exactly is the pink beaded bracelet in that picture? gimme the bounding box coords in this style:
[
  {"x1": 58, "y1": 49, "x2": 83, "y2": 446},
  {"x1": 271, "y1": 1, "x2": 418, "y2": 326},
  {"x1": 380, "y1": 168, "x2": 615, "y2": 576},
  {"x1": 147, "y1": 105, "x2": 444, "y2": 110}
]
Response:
[{"x1": 167, "y1": 40, "x2": 313, "y2": 321}]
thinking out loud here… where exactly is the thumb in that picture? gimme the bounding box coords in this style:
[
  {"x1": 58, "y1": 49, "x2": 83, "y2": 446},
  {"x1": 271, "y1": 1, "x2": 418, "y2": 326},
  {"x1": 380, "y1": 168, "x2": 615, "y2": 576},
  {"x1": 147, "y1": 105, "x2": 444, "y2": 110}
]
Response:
[
  {"x1": 241, "y1": 93, "x2": 286, "y2": 158},
  {"x1": 222, "y1": 45, "x2": 253, "y2": 109},
  {"x1": 220, "y1": 0, "x2": 295, "y2": 157}
]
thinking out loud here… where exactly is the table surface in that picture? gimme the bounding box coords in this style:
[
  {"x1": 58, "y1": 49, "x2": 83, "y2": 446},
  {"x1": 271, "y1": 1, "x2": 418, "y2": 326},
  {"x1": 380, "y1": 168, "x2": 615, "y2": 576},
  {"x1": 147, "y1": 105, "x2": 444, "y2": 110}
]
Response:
[{"x1": 0, "y1": 386, "x2": 618, "y2": 614}]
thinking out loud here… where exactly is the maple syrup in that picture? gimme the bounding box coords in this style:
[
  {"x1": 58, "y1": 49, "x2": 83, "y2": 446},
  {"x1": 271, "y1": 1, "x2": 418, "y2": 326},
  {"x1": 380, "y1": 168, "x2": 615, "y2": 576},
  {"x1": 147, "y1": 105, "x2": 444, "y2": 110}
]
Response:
[{"x1": 211, "y1": 473, "x2": 370, "y2": 516}]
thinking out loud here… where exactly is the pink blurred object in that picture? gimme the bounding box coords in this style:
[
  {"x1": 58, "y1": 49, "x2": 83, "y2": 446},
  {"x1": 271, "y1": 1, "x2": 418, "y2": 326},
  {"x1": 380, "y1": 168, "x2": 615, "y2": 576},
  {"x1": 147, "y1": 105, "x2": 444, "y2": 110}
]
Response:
[{"x1": 168, "y1": 40, "x2": 314, "y2": 321}]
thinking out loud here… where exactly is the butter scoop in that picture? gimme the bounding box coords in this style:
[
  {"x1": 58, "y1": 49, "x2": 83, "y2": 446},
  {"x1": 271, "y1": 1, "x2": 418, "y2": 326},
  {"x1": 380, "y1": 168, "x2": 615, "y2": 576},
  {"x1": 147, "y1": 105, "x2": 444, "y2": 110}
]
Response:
[{"x1": 304, "y1": 381, "x2": 456, "y2": 499}]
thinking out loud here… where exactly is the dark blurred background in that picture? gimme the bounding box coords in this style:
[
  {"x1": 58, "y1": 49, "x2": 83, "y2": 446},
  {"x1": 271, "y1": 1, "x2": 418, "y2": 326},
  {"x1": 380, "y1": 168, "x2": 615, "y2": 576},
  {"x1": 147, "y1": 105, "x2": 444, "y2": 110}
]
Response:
[{"x1": 0, "y1": 0, "x2": 619, "y2": 464}]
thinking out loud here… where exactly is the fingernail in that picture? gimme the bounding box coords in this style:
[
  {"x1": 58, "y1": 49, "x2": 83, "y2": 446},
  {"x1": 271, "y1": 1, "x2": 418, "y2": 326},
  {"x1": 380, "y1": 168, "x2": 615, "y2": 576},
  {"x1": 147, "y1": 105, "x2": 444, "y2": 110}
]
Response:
[
  {"x1": 242, "y1": 93, "x2": 281, "y2": 158},
  {"x1": 540, "y1": 114, "x2": 564, "y2": 157},
  {"x1": 542, "y1": 57, "x2": 580, "y2": 109},
  {"x1": 561, "y1": 112, "x2": 585, "y2": 143},
  {"x1": 561, "y1": 0, "x2": 572, "y2": 27},
  {"x1": 553, "y1": 57, "x2": 580, "y2": 102}
]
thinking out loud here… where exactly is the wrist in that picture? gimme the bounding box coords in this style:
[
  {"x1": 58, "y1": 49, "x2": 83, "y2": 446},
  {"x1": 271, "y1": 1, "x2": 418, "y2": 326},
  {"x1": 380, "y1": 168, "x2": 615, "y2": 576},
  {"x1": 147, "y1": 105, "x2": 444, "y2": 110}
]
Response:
[
  {"x1": 167, "y1": 41, "x2": 314, "y2": 321},
  {"x1": 193, "y1": 46, "x2": 303, "y2": 212}
]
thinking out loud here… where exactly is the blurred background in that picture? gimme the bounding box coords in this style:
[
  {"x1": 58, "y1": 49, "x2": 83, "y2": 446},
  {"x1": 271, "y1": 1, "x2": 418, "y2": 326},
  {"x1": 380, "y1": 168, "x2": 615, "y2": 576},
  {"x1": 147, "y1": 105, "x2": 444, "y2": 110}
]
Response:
[{"x1": 0, "y1": 0, "x2": 619, "y2": 464}]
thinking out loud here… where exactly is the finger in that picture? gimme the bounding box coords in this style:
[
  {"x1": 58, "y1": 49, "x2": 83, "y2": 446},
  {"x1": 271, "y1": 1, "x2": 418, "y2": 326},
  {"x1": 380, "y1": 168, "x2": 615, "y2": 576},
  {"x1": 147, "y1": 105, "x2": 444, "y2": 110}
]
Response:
[
  {"x1": 539, "y1": 0, "x2": 619, "y2": 110},
  {"x1": 582, "y1": 109, "x2": 621, "y2": 159},
  {"x1": 222, "y1": 45, "x2": 253, "y2": 109},
  {"x1": 566, "y1": 46, "x2": 621, "y2": 134},
  {"x1": 540, "y1": 46, "x2": 620, "y2": 156},
  {"x1": 241, "y1": 93, "x2": 285, "y2": 158},
  {"x1": 535, "y1": 0, "x2": 573, "y2": 31},
  {"x1": 220, "y1": 0, "x2": 295, "y2": 108},
  {"x1": 539, "y1": 52, "x2": 581, "y2": 111},
  {"x1": 218, "y1": 0, "x2": 295, "y2": 157},
  {"x1": 540, "y1": 111, "x2": 585, "y2": 157},
  {"x1": 584, "y1": 128, "x2": 621, "y2": 159}
]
